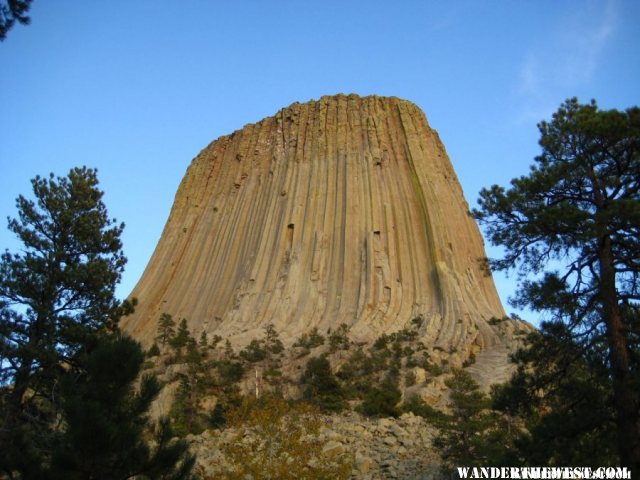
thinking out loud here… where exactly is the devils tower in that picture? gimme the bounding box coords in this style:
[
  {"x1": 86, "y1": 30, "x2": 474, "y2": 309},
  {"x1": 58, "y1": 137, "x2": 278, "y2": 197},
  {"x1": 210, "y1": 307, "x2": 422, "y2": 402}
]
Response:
[{"x1": 122, "y1": 94, "x2": 517, "y2": 364}]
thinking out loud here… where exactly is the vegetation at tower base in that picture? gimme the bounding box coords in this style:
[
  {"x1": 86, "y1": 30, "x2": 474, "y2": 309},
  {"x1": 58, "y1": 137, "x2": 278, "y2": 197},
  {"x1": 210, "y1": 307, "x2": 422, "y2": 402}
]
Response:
[
  {"x1": 490, "y1": 323, "x2": 620, "y2": 467},
  {"x1": 474, "y1": 98, "x2": 640, "y2": 473},
  {"x1": 0, "y1": 168, "x2": 195, "y2": 479},
  {"x1": 433, "y1": 370, "x2": 506, "y2": 470},
  {"x1": 50, "y1": 335, "x2": 196, "y2": 479},
  {"x1": 217, "y1": 395, "x2": 353, "y2": 480},
  {"x1": 300, "y1": 355, "x2": 347, "y2": 412}
]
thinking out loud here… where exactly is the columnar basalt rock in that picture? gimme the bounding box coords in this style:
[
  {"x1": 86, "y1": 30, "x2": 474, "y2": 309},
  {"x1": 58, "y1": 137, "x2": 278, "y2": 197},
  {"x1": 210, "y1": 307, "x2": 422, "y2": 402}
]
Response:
[{"x1": 122, "y1": 94, "x2": 511, "y2": 359}]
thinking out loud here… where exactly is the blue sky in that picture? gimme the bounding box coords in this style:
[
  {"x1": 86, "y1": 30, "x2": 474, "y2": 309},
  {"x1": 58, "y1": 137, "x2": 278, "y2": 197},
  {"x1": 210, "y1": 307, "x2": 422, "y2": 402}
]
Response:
[{"x1": 1, "y1": 1, "x2": 638, "y2": 325}]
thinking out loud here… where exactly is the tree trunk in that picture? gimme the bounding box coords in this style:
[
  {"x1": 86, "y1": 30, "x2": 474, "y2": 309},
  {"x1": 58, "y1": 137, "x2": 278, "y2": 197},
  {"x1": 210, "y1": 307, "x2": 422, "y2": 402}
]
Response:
[{"x1": 599, "y1": 235, "x2": 640, "y2": 475}]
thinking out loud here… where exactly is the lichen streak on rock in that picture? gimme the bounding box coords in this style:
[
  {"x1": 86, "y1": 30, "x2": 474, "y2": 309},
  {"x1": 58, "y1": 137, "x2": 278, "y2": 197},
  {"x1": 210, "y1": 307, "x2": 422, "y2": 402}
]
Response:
[{"x1": 122, "y1": 94, "x2": 507, "y2": 357}]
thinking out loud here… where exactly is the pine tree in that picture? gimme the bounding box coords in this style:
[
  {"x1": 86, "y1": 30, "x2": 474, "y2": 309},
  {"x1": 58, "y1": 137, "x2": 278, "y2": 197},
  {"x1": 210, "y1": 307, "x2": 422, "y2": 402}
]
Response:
[
  {"x1": 157, "y1": 312, "x2": 176, "y2": 347},
  {"x1": 171, "y1": 319, "x2": 191, "y2": 349},
  {"x1": 263, "y1": 323, "x2": 284, "y2": 354},
  {"x1": 300, "y1": 356, "x2": 346, "y2": 412},
  {"x1": 434, "y1": 370, "x2": 499, "y2": 469},
  {"x1": 199, "y1": 331, "x2": 208, "y2": 349},
  {"x1": 49, "y1": 335, "x2": 195, "y2": 479},
  {"x1": 0, "y1": 0, "x2": 32, "y2": 40},
  {"x1": 491, "y1": 323, "x2": 620, "y2": 466},
  {"x1": 0, "y1": 167, "x2": 130, "y2": 475},
  {"x1": 170, "y1": 337, "x2": 213, "y2": 436},
  {"x1": 474, "y1": 98, "x2": 640, "y2": 472},
  {"x1": 0, "y1": 167, "x2": 195, "y2": 478}
]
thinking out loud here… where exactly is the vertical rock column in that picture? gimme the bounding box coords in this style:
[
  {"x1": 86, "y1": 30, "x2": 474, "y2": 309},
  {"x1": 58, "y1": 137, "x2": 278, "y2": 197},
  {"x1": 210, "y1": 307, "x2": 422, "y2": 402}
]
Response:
[{"x1": 122, "y1": 94, "x2": 506, "y2": 357}]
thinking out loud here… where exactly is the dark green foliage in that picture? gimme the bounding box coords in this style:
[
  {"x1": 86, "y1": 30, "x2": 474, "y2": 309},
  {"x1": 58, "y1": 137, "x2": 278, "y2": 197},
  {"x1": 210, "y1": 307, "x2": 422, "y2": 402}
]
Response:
[
  {"x1": 0, "y1": 171, "x2": 198, "y2": 478},
  {"x1": 488, "y1": 316, "x2": 507, "y2": 326},
  {"x1": 199, "y1": 331, "x2": 208, "y2": 349},
  {"x1": 209, "y1": 334, "x2": 222, "y2": 349},
  {"x1": 357, "y1": 377, "x2": 402, "y2": 418},
  {"x1": 263, "y1": 323, "x2": 284, "y2": 355},
  {"x1": 404, "y1": 370, "x2": 416, "y2": 387},
  {"x1": 337, "y1": 347, "x2": 375, "y2": 380},
  {"x1": 424, "y1": 359, "x2": 444, "y2": 377},
  {"x1": 223, "y1": 339, "x2": 235, "y2": 358},
  {"x1": 404, "y1": 354, "x2": 418, "y2": 368},
  {"x1": 374, "y1": 328, "x2": 417, "y2": 352},
  {"x1": 0, "y1": 0, "x2": 32, "y2": 40},
  {"x1": 0, "y1": 167, "x2": 134, "y2": 476},
  {"x1": 434, "y1": 370, "x2": 502, "y2": 469},
  {"x1": 410, "y1": 316, "x2": 424, "y2": 329},
  {"x1": 264, "y1": 366, "x2": 283, "y2": 384},
  {"x1": 403, "y1": 395, "x2": 446, "y2": 423},
  {"x1": 0, "y1": 168, "x2": 196, "y2": 478},
  {"x1": 328, "y1": 323, "x2": 350, "y2": 352},
  {"x1": 474, "y1": 98, "x2": 640, "y2": 471},
  {"x1": 49, "y1": 335, "x2": 195, "y2": 479},
  {"x1": 239, "y1": 339, "x2": 267, "y2": 363},
  {"x1": 157, "y1": 312, "x2": 176, "y2": 347},
  {"x1": 491, "y1": 323, "x2": 621, "y2": 467},
  {"x1": 216, "y1": 360, "x2": 244, "y2": 384},
  {"x1": 170, "y1": 319, "x2": 191, "y2": 351},
  {"x1": 207, "y1": 385, "x2": 242, "y2": 429},
  {"x1": 147, "y1": 342, "x2": 161, "y2": 357},
  {"x1": 293, "y1": 327, "x2": 325, "y2": 350},
  {"x1": 300, "y1": 356, "x2": 346, "y2": 412},
  {"x1": 170, "y1": 337, "x2": 213, "y2": 436},
  {"x1": 373, "y1": 334, "x2": 389, "y2": 350},
  {"x1": 461, "y1": 353, "x2": 476, "y2": 368},
  {"x1": 238, "y1": 325, "x2": 284, "y2": 364}
]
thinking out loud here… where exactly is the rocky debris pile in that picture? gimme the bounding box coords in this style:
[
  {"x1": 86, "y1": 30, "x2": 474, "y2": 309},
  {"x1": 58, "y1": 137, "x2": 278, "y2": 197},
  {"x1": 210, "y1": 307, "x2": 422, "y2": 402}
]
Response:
[{"x1": 187, "y1": 411, "x2": 442, "y2": 479}]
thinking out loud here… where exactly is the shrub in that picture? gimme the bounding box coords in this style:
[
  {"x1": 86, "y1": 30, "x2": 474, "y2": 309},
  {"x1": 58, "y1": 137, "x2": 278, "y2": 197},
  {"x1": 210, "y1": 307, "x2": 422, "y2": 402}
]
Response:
[
  {"x1": 217, "y1": 360, "x2": 244, "y2": 384},
  {"x1": 403, "y1": 395, "x2": 446, "y2": 423},
  {"x1": 357, "y1": 381, "x2": 401, "y2": 418},
  {"x1": 219, "y1": 395, "x2": 353, "y2": 479},
  {"x1": 373, "y1": 334, "x2": 390, "y2": 350},
  {"x1": 405, "y1": 370, "x2": 417, "y2": 387},
  {"x1": 462, "y1": 353, "x2": 476, "y2": 368},
  {"x1": 300, "y1": 356, "x2": 346, "y2": 412},
  {"x1": 293, "y1": 327, "x2": 325, "y2": 349},
  {"x1": 147, "y1": 343, "x2": 161, "y2": 357},
  {"x1": 328, "y1": 323, "x2": 350, "y2": 352},
  {"x1": 239, "y1": 340, "x2": 268, "y2": 363},
  {"x1": 263, "y1": 324, "x2": 285, "y2": 355}
]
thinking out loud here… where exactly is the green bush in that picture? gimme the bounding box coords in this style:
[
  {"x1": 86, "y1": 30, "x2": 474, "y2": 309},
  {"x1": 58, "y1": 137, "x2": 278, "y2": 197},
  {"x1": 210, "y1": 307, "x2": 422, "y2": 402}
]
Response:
[
  {"x1": 301, "y1": 356, "x2": 346, "y2": 412},
  {"x1": 328, "y1": 323, "x2": 350, "y2": 352},
  {"x1": 239, "y1": 340, "x2": 268, "y2": 363},
  {"x1": 293, "y1": 327, "x2": 325, "y2": 349},
  {"x1": 357, "y1": 381, "x2": 401, "y2": 418},
  {"x1": 403, "y1": 395, "x2": 446, "y2": 423},
  {"x1": 217, "y1": 360, "x2": 244, "y2": 384},
  {"x1": 147, "y1": 343, "x2": 161, "y2": 357}
]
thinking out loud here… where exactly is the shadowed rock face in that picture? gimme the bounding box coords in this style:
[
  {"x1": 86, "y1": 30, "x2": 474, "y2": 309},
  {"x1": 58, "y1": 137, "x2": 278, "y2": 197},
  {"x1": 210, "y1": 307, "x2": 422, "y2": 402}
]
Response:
[{"x1": 122, "y1": 94, "x2": 508, "y2": 356}]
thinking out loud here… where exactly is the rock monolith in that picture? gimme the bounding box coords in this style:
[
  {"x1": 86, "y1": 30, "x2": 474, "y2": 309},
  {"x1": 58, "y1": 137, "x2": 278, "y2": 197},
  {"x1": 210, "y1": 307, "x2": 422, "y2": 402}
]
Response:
[{"x1": 122, "y1": 94, "x2": 515, "y2": 362}]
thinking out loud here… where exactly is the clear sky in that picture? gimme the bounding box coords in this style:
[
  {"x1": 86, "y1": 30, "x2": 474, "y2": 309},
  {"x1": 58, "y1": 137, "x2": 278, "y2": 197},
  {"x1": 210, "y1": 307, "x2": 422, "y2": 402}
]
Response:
[{"x1": 1, "y1": 1, "x2": 638, "y2": 326}]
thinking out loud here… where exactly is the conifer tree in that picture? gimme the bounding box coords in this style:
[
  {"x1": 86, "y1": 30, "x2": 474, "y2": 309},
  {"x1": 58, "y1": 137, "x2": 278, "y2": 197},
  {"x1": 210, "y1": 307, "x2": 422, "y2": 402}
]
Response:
[
  {"x1": 171, "y1": 319, "x2": 191, "y2": 350},
  {"x1": 434, "y1": 370, "x2": 500, "y2": 469},
  {"x1": 300, "y1": 356, "x2": 346, "y2": 412},
  {"x1": 0, "y1": 0, "x2": 32, "y2": 40},
  {"x1": 157, "y1": 312, "x2": 176, "y2": 347},
  {"x1": 0, "y1": 167, "x2": 130, "y2": 475},
  {"x1": 491, "y1": 324, "x2": 620, "y2": 466},
  {"x1": 50, "y1": 335, "x2": 195, "y2": 479},
  {"x1": 474, "y1": 98, "x2": 640, "y2": 472},
  {"x1": 0, "y1": 167, "x2": 196, "y2": 478}
]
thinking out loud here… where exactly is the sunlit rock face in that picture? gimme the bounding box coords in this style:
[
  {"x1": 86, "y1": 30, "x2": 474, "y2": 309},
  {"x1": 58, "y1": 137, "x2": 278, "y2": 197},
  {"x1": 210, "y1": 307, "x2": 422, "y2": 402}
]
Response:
[{"x1": 122, "y1": 94, "x2": 509, "y2": 358}]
